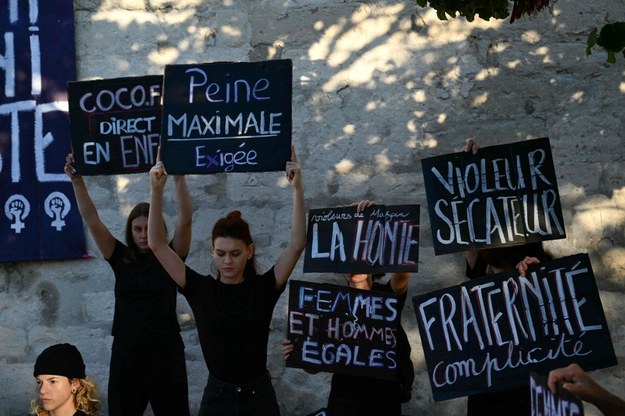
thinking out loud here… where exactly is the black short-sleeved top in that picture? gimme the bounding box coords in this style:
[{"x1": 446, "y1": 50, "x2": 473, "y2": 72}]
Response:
[
  {"x1": 328, "y1": 281, "x2": 412, "y2": 413},
  {"x1": 179, "y1": 266, "x2": 285, "y2": 384},
  {"x1": 106, "y1": 240, "x2": 181, "y2": 344}
]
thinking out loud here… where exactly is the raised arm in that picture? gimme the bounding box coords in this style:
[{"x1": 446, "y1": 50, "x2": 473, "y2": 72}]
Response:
[
  {"x1": 148, "y1": 160, "x2": 187, "y2": 288},
  {"x1": 390, "y1": 272, "x2": 410, "y2": 295},
  {"x1": 274, "y1": 146, "x2": 306, "y2": 289},
  {"x1": 64, "y1": 153, "x2": 115, "y2": 259},
  {"x1": 548, "y1": 364, "x2": 625, "y2": 416},
  {"x1": 171, "y1": 175, "x2": 192, "y2": 258}
]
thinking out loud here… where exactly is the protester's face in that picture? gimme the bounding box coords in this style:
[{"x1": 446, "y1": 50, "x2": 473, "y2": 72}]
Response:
[
  {"x1": 213, "y1": 237, "x2": 252, "y2": 282},
  {"x1": 36, "y1": 375, "x2": 76, "y2": 413},
  {"x1": 344, "y1": 273, "x2": 371, "y2": 289},
  {"x1": 131, "y1": 216, "x2": 149, "y2": 252}
]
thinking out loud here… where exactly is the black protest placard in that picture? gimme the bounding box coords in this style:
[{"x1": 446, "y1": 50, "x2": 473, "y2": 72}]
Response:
[
  {"x1": 421, "y1": 137, "x2": 566, "y2": 255},
  {"x1": 67, "y1": 75, "x2": 163, "y2": 175},
  {"x1": 304, "y1": 205, "x2": 420, "y2": 274},
  {"x1": 530, "y1": 371, "x2": 584, "y2": 416},
  {"x1": 160, "y1": 59, "x2": 292, "y2": 174},
  {"x1": 412, "y1": 253, "x2": 616, "y2": 402},
  {"x1": 287, "y1": 280, "x2": 400, "y2": 380}
]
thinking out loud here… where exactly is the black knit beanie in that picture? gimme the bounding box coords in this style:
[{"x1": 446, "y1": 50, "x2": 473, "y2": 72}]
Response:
[{"x1": 33, "y1": 343, "x2": 86, "y2": 379}]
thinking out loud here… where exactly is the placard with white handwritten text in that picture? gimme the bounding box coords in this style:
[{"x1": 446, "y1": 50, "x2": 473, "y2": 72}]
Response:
[
  {"x1": 421, "y1": 138, "x2": 565, "y2": 255},
  {"x1": 160, "y1": 60, "x2": 292, "y2": 174},
  {"x1": 68, "y1": 75, "x2": 163, "y2": 175},
  {"x1": 412, "y1": 254, "x2": 616, "y2": 401},
  {"x1": 287, "y1": 280, "x2": 401, "y2": 380},
  {"x1": 304, "y1": 205, "x2": 420, "y2": 273}
]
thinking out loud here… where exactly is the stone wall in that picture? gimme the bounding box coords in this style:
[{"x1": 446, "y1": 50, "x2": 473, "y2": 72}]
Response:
[{"x1": 1, "y1": 0, "x2": 624, "y2": 415}]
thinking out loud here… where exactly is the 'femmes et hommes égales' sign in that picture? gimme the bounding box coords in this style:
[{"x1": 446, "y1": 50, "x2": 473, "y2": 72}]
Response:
[
  {"x1": 287, "y1": 280, "x2": 401, "y2": 381},
  {"x1": 412, "y1": 254, "x2": 616, "y2": 401},
  {"x1": 421, "y1": 138, "x2": 566, "y2": 255}
]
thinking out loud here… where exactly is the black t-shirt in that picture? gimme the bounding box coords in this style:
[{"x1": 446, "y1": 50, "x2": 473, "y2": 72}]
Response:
[
  {"x1": 106, "y1": 240, "x2": 181, "y2": 344},
  {"x1": 180, "y1": 266, "x2": 285, "y2": 384},
  {"x1": 328, "y1": 281, "x2": 413, "y2": 413}
]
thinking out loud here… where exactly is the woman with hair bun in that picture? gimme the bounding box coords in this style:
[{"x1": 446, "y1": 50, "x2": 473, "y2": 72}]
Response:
[
  {"x1": 31, "y1": 343, "x2": 101, "y2": 416},
  {"x1": 148, "y1": 146, "x2": 306, "y2": 416}
]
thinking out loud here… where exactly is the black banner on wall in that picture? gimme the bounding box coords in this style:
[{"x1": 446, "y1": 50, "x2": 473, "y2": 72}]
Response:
[
  {"x1": 304, "y1": 205, "x2": 420, "y2": 274},
  {"x1": 287, "y1": 280, "x2": 400, "y2": 380},
  {"x1": 67, "y1": 75, "x2": 163, "y2": 175},
  {"x1": 412, "y1": 253, "x2": 616, "y2": 402},
  {"x1": 160, "y1": 59, "x2": 292, "y2": 174},
  {"x1": 421, "y1": 138, "x2": 566, "y2": 255},
  {"x1": 530, "y1": 371, "x2": 584, "y2": 416}
]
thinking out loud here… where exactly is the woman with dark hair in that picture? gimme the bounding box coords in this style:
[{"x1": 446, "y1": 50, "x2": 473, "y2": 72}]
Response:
[
  {"x1": 31, "y1": 343, "x2": 101, "y2": 416},
  {"x1": 64, "y1": 154, "x2": 192, "y2": 416},
  {"x1": 148, "y1": 146, "x2": 306, "y2": 416}
]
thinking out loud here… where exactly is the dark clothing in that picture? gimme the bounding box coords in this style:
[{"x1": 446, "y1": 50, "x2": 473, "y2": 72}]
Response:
[
  {"x1": 199, "y1": 371, "x2": 280, "y2": 416},
  {"x1": 465, "y1": 256, "x2": 529, "y2": 416},
  {"x1": 466, "y1": 386, "x2": 531, "y2": 416},
  {"x1": 106, "y1": 240, "x2": 189, "y2": 416},
  {"x1": 179, "y1": 266, "x2": 285, "y2": 414},
  {"x1": 74, "y1": 411, "x2": 88, "y2": 416},
  {"x1": 108, "y1": 335, "x2": 189, "y2": 416},
  {"x1": 327, "y1": 281, "x2": 413, "y2": 416},
  {"x1": 108, "y1": 240, "x2": 181, "y2": 342},
  {"x1": 327, "y1": 374, "x2": 402, "y2": 416}
]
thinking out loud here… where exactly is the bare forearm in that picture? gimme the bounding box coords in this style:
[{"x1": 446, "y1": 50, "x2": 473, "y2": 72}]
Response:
[
  {"x1": 172, "y1": 176, "x2": 192, "y2": 256},
  {"x1": 594, "y1": 392, "x2": 625, "y2": 416},
  {"x1": 390, "y1": 272, "x2": 410, "y2": 295},
  {"x1": 71, "y1": 177, "x2": 100, "y2": 226},
  {"x1": 173, "y1": 176, "x2": 192, "y2": 227},
  {"x1": 290, "y1": 184, "x2": 306, "y2": 253},
  {"x1": 69, "y1": 176, "x2": 115, "y2": 257},
  {"x1": 148, "y1": 186, "x2": 168, "y2": 251}
]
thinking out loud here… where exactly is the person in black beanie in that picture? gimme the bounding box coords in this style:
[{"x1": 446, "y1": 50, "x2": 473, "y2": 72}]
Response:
[{"x1": 31, "y1": 343, "x2": 101, "y2": 416}]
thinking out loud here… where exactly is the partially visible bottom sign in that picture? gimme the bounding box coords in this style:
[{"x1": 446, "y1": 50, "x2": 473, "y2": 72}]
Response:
[{"x1": 530, "y1": 371, "x2": 584, "y2": 416}]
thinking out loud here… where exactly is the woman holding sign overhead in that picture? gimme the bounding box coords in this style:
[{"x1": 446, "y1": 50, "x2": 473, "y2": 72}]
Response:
[
  {"x1": 461, "y1": 138, "x2": 553, "y2": 416},
  {"x1": 148, "y1": 146, "x2": 306, "y2": 416},
  {"x1": 282, "y1": 199, "x2": 415, "y2": 416},
  {"x1": 64, "y1": 153, "x2": 191, "y2": 416}
]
